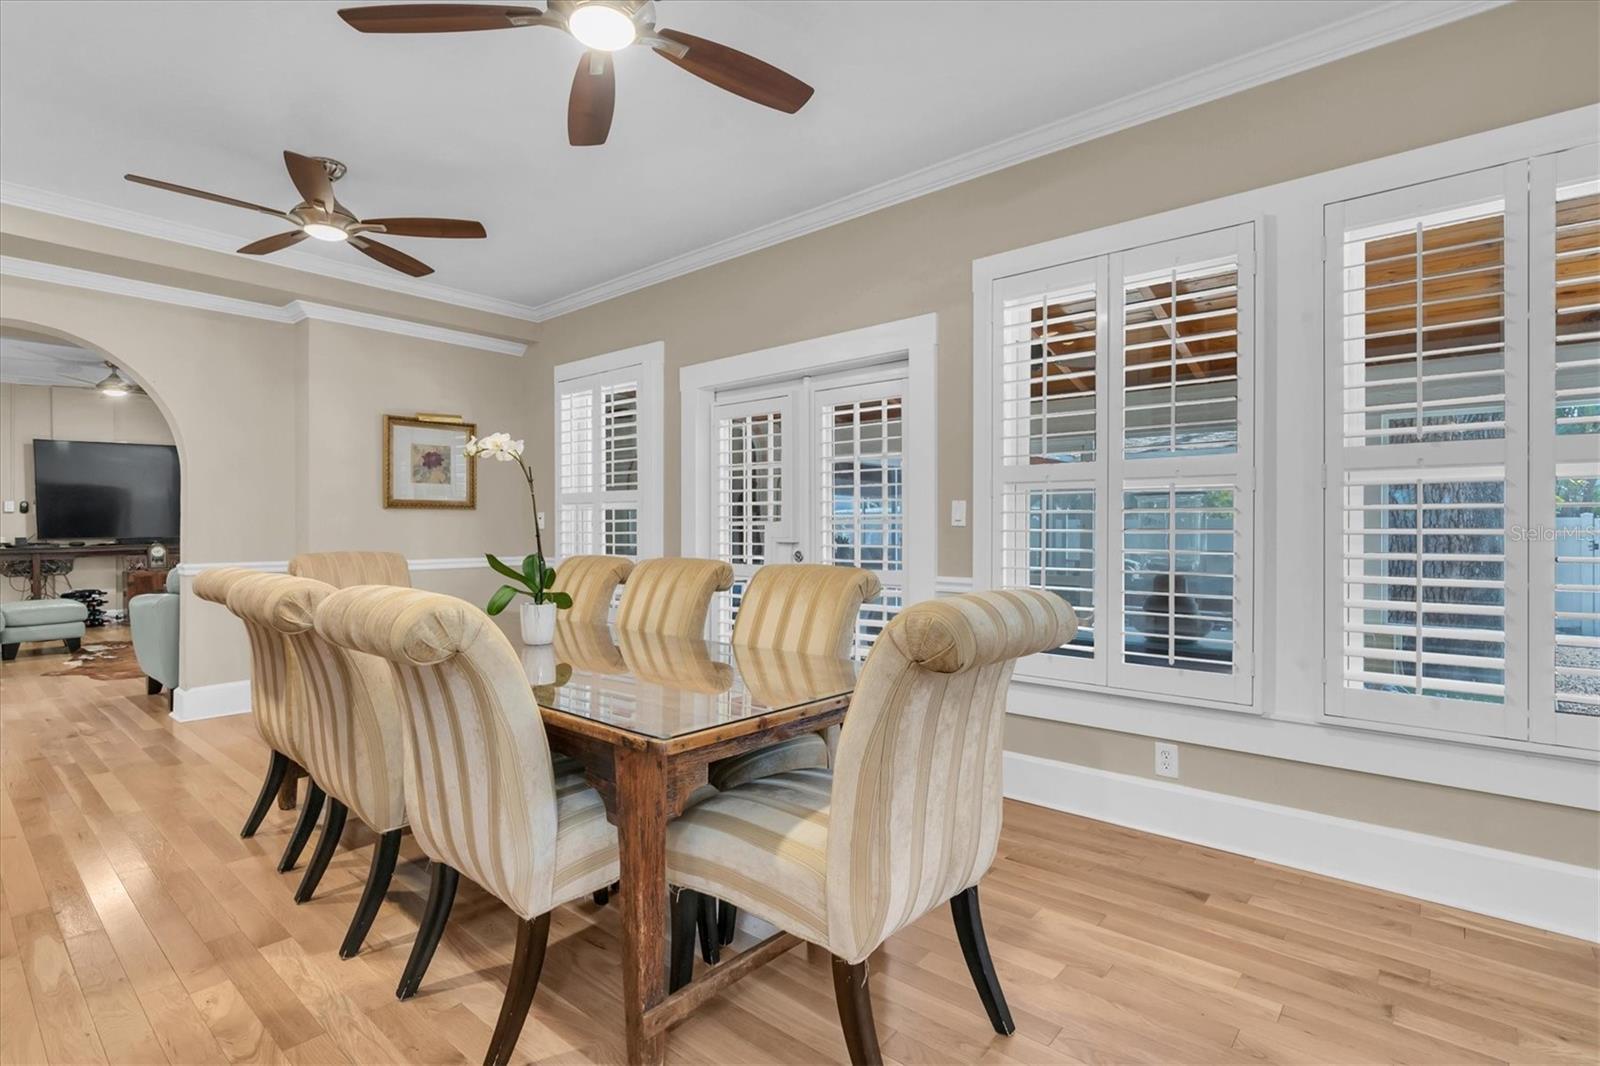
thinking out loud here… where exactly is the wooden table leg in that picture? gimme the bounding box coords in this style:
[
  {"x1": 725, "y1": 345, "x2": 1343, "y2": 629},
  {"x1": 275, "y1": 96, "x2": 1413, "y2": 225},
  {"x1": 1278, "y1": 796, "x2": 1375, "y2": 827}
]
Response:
[{"x1": 614, "y1": 744, "x2": 669, "y2": 1066}]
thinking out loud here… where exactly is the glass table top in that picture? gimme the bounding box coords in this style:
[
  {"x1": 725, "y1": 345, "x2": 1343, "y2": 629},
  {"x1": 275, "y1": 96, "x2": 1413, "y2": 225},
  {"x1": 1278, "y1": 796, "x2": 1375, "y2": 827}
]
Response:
[{"x1": 522, "y1": 622, "x2": 859, "y2": 740}]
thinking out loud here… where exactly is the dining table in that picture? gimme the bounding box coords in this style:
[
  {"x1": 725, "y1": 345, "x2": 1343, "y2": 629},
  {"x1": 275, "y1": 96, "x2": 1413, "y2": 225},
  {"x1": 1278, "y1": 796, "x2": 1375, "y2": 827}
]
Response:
[{"x1": 523, "y1": 621, "x2": 859, "y2": 1066}]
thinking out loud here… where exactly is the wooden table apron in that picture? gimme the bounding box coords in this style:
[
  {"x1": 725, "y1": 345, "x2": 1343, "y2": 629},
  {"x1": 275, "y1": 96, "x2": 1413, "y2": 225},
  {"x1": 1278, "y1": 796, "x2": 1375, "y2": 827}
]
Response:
[{"x1": 539, "y1": 694, "x2": 850, "y2": 1066}]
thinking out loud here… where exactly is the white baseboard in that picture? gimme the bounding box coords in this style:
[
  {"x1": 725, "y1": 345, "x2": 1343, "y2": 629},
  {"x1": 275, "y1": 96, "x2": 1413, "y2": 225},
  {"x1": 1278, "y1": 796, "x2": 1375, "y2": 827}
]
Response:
[
  {"x1": 170, "y1": 680, "x2": 251, "y2": 722},
  {"x1": 1003, "y1": 751, "x2": 1599, "y2": 942}
]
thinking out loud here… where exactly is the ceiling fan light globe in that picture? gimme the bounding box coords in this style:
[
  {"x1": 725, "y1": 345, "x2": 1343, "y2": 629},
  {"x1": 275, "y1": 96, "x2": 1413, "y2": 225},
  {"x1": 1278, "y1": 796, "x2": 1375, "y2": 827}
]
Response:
[
  {"x1": 569, "y1": 3, "x2": 636, "y2": 51},
  {"x1": 302, "y1": 222, "x2": 349, "y2": 242}
]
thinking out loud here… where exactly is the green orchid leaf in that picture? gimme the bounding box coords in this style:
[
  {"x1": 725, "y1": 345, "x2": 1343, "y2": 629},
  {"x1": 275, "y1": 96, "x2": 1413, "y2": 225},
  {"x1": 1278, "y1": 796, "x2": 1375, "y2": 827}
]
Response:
[
  {"x1": 521, "y1": 553, "x2": 542, "y2": 586},
  {"x1": 549, "y1": 591, "x2": 573, "y2": 610},
  {"x1": 542, "y1": 565, "x2": 557, "y2": 590},
  {"x1": 487, "y1": 553, "x2": 534, "y2": 591},
  {"x1": 485, "y1": 584, "x2": 519, "y2": 616}
]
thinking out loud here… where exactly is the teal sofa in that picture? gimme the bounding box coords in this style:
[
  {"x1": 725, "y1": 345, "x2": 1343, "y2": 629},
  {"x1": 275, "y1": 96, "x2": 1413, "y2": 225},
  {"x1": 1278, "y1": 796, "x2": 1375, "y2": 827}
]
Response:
[
  {"x1": 129, "y1": 568, "x2": 180, "y2": 695},
  {"x1": 0, "y1": 598, "x2": 87, "y2": 661}
]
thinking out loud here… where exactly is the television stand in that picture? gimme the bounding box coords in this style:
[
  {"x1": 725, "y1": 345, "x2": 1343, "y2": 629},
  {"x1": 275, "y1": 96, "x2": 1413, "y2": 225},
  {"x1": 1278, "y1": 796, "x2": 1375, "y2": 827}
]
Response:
[{"x1": 0, "y1": 542, "x2": 179, "y2": 600}]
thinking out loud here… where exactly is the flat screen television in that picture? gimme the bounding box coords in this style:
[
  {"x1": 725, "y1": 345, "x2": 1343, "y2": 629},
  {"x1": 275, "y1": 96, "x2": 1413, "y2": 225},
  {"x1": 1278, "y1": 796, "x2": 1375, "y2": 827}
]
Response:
[{"x1": 32, "y1": 439, "x2": 180, "y2": 542}]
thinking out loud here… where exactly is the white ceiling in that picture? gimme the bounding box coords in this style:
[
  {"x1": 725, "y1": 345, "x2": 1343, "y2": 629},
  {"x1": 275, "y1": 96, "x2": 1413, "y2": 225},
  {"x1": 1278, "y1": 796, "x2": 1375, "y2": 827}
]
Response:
[
  {"x1": 0, "y1": 334, "x2": 111, "y2": 388},
  {"x1": 0, "y1": 1, "x2": 1491, "y2": 318}
]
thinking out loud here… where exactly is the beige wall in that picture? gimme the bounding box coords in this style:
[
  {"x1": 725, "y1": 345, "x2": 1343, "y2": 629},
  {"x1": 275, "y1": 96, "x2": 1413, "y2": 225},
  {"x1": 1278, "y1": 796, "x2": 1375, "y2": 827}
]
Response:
[
  {"x1": 521, "y1": 1, "x2": 1600, "y2": 864},
  {"x1": 0, "y1": 383, "x2": 176, "y2": 611}
]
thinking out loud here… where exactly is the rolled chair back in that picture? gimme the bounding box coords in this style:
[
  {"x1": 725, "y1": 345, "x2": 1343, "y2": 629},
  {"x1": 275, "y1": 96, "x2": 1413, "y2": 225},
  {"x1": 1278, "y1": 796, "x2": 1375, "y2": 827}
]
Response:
[
  {"x1": 825, "y1": 589, "x2": 1076, "y2": 962},
  {"x1": 314, "y1": 585, "x2": 562, "y2": 919},
  {"x1": 289, "y1": 551, "x2": 412, "y2": 589},
  {"x1": 614, "y1": 557, "x2": 733, "y2": 639},
  {"x1": 732, "y1": 564, "x2": 881, "y2": 658},
  {"x1": 230, "y1": 574, "x2": 408, "y2": 834},
  {"x1": 210, "y1": 570, "x2": 304, "y2": 760},
  {"x1": 552, "y1": 555, "x2": 634, "y2": 626}
]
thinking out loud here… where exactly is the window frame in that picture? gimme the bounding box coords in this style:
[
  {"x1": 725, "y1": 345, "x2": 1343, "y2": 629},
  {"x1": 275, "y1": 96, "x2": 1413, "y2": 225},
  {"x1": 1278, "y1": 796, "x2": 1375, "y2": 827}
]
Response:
[
  {"x1": 973, "y1": 106, "x2": 1600, "y2": 793},
  {"x1": 552, "y1": 341, "x2": 665, "y2": 562},
  {"x1": 978, "y1": 218, "x2": 1261, "y2": 709}
]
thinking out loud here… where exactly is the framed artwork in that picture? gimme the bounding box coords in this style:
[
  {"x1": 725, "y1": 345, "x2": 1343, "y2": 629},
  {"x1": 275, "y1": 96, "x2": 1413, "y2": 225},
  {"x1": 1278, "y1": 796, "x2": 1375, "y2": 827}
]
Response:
[{"x1": 383, "y1": 415, "x2": 477, "y2": 509}]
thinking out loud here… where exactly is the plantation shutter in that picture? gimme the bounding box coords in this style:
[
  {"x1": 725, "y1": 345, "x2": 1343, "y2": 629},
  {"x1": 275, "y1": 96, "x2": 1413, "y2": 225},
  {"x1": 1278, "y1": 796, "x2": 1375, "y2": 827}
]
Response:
[
  {"x1": 1530, "y1": 144, "x2": 1600, "y2": 749},
  {"x1": 987, "y1": 223, "x2": 1255, "y2": 703},
  {"x1": 556, "y1": 368, "x2": 644, "y2": 559},
  {"x1": 1324, "y1": 163, "x2": 1529, "y2": 739}
]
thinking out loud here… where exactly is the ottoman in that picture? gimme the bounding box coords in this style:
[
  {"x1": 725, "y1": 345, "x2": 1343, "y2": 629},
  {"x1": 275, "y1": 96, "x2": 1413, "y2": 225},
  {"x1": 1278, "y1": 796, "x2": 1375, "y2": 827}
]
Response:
[{"x1": 0, "y1": 598, "x2": 88, "y2": 661}]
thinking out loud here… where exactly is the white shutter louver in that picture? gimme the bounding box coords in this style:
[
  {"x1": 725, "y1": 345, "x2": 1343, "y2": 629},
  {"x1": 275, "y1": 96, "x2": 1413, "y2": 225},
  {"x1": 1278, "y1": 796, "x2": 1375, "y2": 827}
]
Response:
[{"x1": 555, "y1": 369, "x2": 646, "y2": 560}]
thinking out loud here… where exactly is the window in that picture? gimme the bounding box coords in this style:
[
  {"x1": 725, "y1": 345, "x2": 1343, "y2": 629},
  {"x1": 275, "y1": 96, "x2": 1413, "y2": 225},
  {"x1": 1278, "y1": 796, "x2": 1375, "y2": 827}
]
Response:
[
  {"x1": 1327, "y1": 149, "x2": 1600, "y2": 750},
  {"x1": 987, "y1": 225, "x2": 1255, "y2": 704},
  {"x1": 553, "y1": 343, "x2": 664, "y2": 563}
]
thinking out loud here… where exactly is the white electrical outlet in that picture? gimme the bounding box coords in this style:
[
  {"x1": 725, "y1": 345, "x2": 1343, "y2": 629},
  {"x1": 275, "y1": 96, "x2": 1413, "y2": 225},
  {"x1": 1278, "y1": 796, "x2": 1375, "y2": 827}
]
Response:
[{"x1": 1155, "y1": 742, "x2": 1179, "y2": 778}]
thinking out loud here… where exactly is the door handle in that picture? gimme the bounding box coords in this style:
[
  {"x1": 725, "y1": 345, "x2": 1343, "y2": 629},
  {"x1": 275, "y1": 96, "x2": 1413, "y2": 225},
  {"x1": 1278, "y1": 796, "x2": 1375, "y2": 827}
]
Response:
[{"x1": 792, "y1": 549, "x2": 804, "y2": 562}]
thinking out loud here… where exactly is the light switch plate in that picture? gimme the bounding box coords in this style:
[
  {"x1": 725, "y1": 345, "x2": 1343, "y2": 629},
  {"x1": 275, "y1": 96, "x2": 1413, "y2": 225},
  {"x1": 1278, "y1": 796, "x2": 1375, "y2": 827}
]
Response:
[
  {"x1": 536, "y1": 511, "x2": 546, "y2": 530},
  {"x1": 2, "y1": 501, "x2": 13, "y2": 514},
  {"x1": 950, "y1": 499, "x2": 968, "y2": 527}
]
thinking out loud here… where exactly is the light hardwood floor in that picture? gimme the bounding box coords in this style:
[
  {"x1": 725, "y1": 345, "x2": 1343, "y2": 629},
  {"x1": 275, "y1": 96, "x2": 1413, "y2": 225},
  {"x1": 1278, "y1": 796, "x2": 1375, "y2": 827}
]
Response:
[{"x1": 2, "y1": 635, "x2": 1597, "y2": 1065}]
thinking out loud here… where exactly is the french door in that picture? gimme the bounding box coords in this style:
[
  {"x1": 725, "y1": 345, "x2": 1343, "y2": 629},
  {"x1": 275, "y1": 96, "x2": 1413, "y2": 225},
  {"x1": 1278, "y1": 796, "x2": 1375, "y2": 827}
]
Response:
[{"x1": 710, "y1": 364, "x2": 908, "y2": 654}]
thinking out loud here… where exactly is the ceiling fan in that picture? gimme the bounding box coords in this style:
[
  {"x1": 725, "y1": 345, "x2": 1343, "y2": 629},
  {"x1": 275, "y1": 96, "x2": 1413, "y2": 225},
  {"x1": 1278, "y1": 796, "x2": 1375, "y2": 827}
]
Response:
[
  {"x1": 123, "y1": 151, "x2": 487, "y2": 277},
  {"x1": 337, "y1": 1, "x2": 814, "y2": 146}
]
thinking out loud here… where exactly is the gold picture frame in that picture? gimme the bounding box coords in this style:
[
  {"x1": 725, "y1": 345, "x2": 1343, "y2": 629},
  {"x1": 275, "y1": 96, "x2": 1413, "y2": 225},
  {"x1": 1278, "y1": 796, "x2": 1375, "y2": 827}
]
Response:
[{"x1": 383, "y1": 415, "x2": 477, "y2": 510}]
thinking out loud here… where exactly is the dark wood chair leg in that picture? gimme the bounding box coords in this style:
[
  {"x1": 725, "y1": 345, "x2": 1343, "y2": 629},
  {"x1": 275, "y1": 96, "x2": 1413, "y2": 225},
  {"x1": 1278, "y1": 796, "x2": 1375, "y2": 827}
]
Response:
[
  {"x1": 239, "y1": 750, "x2": 290, "y2": 839},
  {"x1": 396, "y1": 862, "x2": 459, "y2": 999},
  {"x1": 483, "y1": 912, "x2": 551, "y2": 1066},
  {"x1": 340, "y1": 829, "x2": 402, "y2": 959},
  {"x1": 277, "y1": 781, "x2": 325, "y2": 873},
  {"x1": 831, "y1": 955, "x2": 883, "y2": 1066},
  {"x1": 1, "y1": 643, "x2": 18, "y2": 662},
  {"x1": 294, "y1": 798, "x2": 348, "y2": 903},
  {"x1": 950, "y1": 886, "x2": 1015, "y2": 1036},
  {"x1": 717, "y1": 899, "x2": 738, "y2": 946},
  {"x1": 277, "y1": 764, "x2": 302, "y2": 810},
  {"x1": 64, "y1": 637, "x2": 81, "y2": 652},
  {"x1": 146, "y1": 676, "x2": 163, "y2": 696},
  {"x1": 697, "y1": 893, "x2": 720, "y2": 965},
  {"x1": 592, "y1": 886, "x2": 610, "y2": 906},
  {"x1": 669, "y1": 888, "x2": 699, "y2": 993}
]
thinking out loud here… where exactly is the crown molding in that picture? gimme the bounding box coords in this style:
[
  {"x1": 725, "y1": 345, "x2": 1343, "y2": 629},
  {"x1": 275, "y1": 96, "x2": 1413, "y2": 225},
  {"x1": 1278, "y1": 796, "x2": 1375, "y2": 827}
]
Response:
[
  {"x1": 0, "y1": 180, "x2": 545, "y2": 323},
  {"x1": 0, "y1": 255, "x2": 528, "y2": 356},
  {"x1": 525, "y1": 0, "x2": 1507, "y2": 320},
  {"x1": 0, "y1": 1, "x2": 1505, "y2": 325}
]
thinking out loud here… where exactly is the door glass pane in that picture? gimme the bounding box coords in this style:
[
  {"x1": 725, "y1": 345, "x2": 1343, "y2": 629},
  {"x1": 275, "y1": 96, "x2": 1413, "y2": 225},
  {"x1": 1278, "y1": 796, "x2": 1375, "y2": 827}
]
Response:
[
  {"x1": 1555, "y1": 181, "x2": 1600, "y2": 435},
  {"x1": 819, "y1": 394, "x2": 904, "y2": 654},
  {"x1": 717, "y1": 412, "x2": 782, "y2": 567}
]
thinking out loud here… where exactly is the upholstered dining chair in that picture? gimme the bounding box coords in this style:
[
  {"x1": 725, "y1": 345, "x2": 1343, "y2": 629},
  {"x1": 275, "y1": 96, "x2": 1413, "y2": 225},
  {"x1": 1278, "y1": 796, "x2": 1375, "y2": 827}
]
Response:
[
  {"x1": 288, "y1": 550, "x2": 412, "y2": 588},
  {"x1": 613, "y1": 557, "x2": 734, "y2": 639},
  {"x1": 551, "y1": 554, "x2": 634, "y2": 625},
  {"x1": 701, "y1": 563, "x2": 881, "y2": 955},
  {"x1": 228, "y1": 573, "x2": 410, "y2": 958},
  {"x1": 195, "y1": 567, "x2": 306, "y2": 840},
  {"x1": 313, "y1": 585, "x2": 620, "y2": 1065},
  {"x1": 665, "y1": 589, "x2": 1077, "y2": 1065}
]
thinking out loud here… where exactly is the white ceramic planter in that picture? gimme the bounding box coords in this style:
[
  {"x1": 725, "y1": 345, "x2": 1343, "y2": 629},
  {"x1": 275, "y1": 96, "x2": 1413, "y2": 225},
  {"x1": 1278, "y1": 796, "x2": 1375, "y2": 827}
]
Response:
[{"x1": 520, "y1": 601, "x2": 557, "y2": 645}]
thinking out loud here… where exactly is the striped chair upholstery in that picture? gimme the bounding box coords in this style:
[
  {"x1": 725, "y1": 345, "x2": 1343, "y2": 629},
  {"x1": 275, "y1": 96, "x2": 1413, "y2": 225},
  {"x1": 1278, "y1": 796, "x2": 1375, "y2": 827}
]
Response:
[
  {"x1": 552, "y1": 555, "x2": 633, "y2": 625},
  {"x1": 288, "y1": 551, "x2": 412, "y2": 589},
  {"x1": 666, "y1": 589, "x2": 1077, "y2": 964},
  {"x1": 228, "y1": 575, "x2": 407, "y2": 834},
  {"x1": 614, "y1": 557, "x2": 733, "y2": 639},
  {"x1": 709, "y1": 565, "x2": 881, "y2": 791},
  {"x1": 313, "y1": 585, "x2": 619, "y2": 919},
  {"x1": 203, "y1": 570, "x2": 304, "y2": 762}
]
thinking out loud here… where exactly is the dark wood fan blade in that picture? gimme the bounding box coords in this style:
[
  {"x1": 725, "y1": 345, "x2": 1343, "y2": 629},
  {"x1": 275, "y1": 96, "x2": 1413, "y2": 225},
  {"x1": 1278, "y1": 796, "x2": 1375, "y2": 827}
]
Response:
[
  {"x1": 338, "y1": 4, "x2": 543, "y2": 32},
  {"x1": 237, "y1": 231, "x2": 309, "y2": 255},
  {"x1": 362, "y1": 217, "x2": 487, "y2": 238},
  {"x1": 124, "y1": 175, "x2": 289, "y2": 219},
  {"x1": 568, "y1": 52, "x2": 615, "y2": 147},
  {"x1": 349, "y1": 235, "x2": 434, "y2": 277},
  {"x1": 653, "y1": 29, "x2": 813, "y2": 114},
  {"x1": 284, "y1": 151, "x2": 336, "y2": 212}
]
